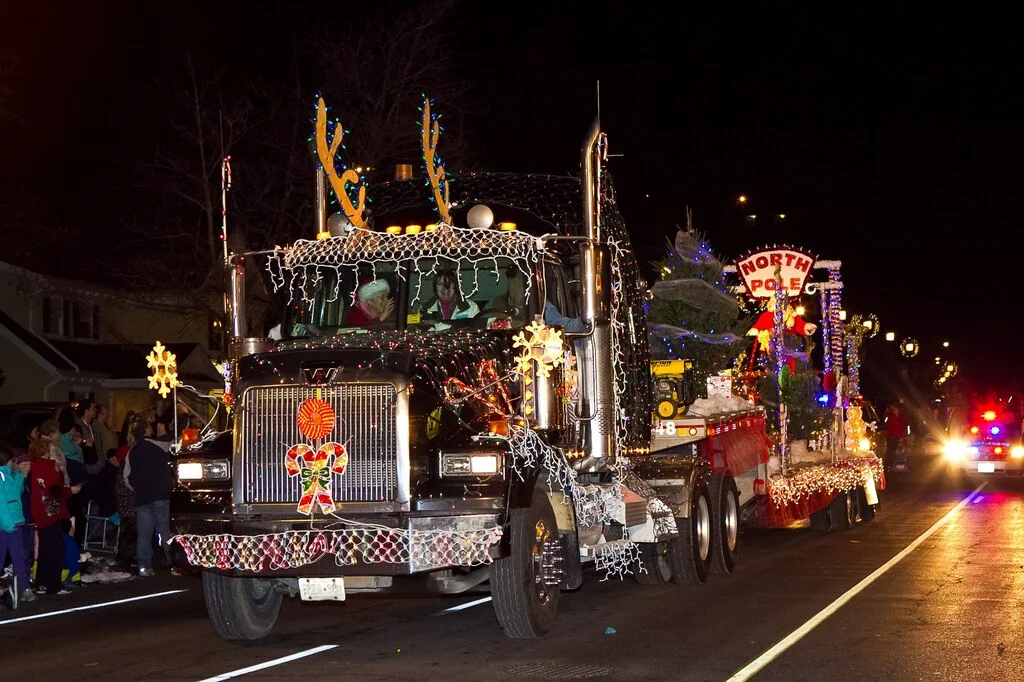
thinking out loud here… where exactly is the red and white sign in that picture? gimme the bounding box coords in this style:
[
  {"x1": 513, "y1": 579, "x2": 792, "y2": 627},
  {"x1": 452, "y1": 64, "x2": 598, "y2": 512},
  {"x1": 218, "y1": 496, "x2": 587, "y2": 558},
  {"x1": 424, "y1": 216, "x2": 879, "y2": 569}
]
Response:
[{"x1": 735, "y1": 248, "x2": 816, "y2": 298}]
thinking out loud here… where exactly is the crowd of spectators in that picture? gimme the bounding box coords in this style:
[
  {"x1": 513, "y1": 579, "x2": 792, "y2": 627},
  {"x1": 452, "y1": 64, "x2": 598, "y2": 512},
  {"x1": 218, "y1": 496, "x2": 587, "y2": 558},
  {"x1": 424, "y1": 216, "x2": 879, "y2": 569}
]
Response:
[{"x1": 1, "y1": 398, "x2": 180, "y2": 609}]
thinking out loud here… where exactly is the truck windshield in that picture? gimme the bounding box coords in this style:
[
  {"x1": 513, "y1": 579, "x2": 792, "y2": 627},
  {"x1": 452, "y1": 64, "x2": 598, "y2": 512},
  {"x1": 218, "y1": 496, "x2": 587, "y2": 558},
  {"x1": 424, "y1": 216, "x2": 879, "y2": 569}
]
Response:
[
  {"x1": 283, "y1": 258, "x2": 533, "y2": 339},
  {"x1": 406, "y1": 257, "x2": 532, "y2": 332},
  {"x1": 283, "y1": 263, "x2": 400, "y2": 339}
]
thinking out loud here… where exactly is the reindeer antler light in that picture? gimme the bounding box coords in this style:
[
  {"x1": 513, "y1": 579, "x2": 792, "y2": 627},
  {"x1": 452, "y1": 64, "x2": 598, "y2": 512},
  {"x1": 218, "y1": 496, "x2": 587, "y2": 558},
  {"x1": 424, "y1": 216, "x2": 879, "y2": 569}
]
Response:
[
  {"x1": 421, "y1": 96, "x2": 451, "y2": 225},
  {"x1": 315, "y1": 96, "x2": 367, "y2": 229}
]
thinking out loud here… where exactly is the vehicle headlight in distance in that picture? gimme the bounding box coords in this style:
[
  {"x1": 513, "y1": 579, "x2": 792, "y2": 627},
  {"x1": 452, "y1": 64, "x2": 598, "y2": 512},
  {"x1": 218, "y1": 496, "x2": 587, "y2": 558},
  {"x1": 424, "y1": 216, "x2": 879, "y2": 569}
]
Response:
[
  {"x1": 177, "y1": 459, "x2": 230, "y2": 481},
  {"x1": 943, "y1": 441, "x2": 967, "y2": 461},
  {"x1": 1012, "y1": 446, "x2": 1024, "y2": 459}
]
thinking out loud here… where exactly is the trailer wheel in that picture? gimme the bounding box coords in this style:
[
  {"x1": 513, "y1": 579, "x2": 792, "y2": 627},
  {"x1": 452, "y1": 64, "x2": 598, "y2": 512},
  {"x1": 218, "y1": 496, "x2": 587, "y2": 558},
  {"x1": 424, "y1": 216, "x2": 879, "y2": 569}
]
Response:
[
  {"x1": 670, "y1": 481, "x2": 712, "y2": 584},
  {"x1": 709, "y1": 475, "x2": 740, "y2": 574},
  {"x1": 491, "y1": 487, "x2": 561, "y2": 638},
  {"x1": 202, "y1": 572, "x2": 282, "y2": 641},
  {"x1": 855, "y1": 486, "x2": 876, "y2": 522},
  {"x1": 635, "y1": 541, "x2": 674, "y2": 584},
  {"x1": 828, "y1": 490, "x2": 854, "y2": 532},
  {"x1": 809, "y1": 508, "x2": 830, "y2": 530}
]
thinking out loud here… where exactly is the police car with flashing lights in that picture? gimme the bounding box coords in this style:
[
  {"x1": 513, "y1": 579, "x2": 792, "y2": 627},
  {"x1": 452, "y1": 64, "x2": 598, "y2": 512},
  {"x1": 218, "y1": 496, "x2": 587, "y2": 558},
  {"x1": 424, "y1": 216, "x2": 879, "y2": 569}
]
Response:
[{"x1": 943, "y1": 406, "x2": 1024, "y2": 477}]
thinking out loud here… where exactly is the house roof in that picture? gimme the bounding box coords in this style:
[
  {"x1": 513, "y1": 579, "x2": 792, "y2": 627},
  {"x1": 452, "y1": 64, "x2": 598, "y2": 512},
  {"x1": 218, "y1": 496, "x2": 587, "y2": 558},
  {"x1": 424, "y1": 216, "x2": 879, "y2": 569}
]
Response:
[
  {"x1": 0, "y1": 307, "x2": 78, "y2": 371},
  {"x1": 48, "y1": 341, "x2": 221, "y2": 383}
]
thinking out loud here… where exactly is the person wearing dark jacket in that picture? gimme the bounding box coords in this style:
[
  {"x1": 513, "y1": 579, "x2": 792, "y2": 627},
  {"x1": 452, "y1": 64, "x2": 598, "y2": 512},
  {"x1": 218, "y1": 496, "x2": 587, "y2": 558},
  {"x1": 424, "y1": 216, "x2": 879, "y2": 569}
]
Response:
[{"x1": 123, "y1": 422, "x2": 172, "y2": 577}]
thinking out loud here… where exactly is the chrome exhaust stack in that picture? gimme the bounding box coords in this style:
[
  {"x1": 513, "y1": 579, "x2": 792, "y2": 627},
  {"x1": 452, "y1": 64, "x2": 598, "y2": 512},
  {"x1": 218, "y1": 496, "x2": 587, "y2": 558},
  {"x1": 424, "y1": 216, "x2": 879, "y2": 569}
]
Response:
[{"x1": 577, "y1": 117, "x2": 617, "y2": 472}]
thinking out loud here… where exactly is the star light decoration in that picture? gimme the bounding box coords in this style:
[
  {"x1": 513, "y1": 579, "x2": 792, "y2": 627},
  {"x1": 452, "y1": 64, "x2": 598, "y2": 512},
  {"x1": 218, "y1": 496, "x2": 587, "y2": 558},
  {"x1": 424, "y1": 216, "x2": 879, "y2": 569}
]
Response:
[
  {"x1": 513, "y1": 320, "x2": 564, "y2": 379},
  {"x1": 146, "y1": 341, "x2": 180, "y2": 399}
]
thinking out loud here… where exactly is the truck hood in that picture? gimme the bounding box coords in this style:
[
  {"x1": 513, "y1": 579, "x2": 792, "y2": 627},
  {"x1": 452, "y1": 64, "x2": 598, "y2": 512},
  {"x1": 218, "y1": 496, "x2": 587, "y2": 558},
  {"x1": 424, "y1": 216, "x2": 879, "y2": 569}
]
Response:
[{"x1": 236, "y1": 329, "x2": 519, "y2": 432}]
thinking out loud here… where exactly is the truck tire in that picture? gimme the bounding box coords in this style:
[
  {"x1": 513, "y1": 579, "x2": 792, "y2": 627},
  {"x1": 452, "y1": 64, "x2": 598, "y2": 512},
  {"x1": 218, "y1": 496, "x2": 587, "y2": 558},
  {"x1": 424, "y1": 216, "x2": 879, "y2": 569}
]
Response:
[
  {"x1": 828, "y1": 490, "x2": 854, "y2": 532},
  {"x1": 491, "y1": 487, "x2": 561, "y2": 638},
  {"x1": 635, "y1": 541, "x2": 673, "y2": 584},
  {"x1": 202, "y1": 571, "x2": 282, "y2": 641},
  {"x1": 709, "y1": 475, "x2": 740, "y2": 574},
  {"x1": 670, "y1": 481, "x2": 712, "y2": 584},
  {"x1": 856, "y1": 486, "x2": 876, "y2": 522}
]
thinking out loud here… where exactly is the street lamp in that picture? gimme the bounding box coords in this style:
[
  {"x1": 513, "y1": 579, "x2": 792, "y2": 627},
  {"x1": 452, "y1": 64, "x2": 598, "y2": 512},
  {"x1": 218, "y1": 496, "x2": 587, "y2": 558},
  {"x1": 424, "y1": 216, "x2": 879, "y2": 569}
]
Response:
[
  {"x1": 942, "y1": 341, "x2": 950, "y2": 348},
  {"x1": 838, "y1": 310, "x2": 847, "y2": 321},
  {"x1": 901, "y1": 338, "x2": 919, "y2": 358},
  {"x1": 885, "y1": 332, "x2": 895, "y2": 342},
  {"x1": 738, "y1": 195, "x2": 748, "y2": 204}
]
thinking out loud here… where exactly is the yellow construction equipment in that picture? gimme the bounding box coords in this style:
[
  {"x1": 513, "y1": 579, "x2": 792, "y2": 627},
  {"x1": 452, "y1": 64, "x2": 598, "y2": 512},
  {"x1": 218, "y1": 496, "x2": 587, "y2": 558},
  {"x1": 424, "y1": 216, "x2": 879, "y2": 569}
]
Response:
[{"x1": 651, "y1": 359, "x2": 696, "y2": 419}]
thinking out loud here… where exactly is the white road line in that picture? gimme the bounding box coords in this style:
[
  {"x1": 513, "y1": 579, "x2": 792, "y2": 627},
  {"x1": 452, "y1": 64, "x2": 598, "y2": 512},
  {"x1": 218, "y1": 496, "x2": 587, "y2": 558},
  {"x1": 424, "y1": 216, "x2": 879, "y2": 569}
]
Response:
[
  {"x1": 439, "y1": 596, "x2": 492, "y2": 613},
  {"x1": 0, "y1": 589, "x2": 188, "y2": 625},
  {"x1": 727, "y1": 483, "x2": 986, "y2": 682},
  {"x1": 198, "y1": 644, "x2": 338, "y2": 682}
]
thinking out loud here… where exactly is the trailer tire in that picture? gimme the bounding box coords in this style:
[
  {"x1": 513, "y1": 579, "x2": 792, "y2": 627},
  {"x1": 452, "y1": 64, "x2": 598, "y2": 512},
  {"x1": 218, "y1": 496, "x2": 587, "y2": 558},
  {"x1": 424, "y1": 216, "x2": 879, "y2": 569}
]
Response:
[
  {"x1": 809, "y1": 508, "x2": 830, "y2": 530},
  {"x1": 491, "y1": 487, "x2": 561, "y2": 638},
  {"x1": 202, "y1": 572, "x2": 282, "y2": 641},
  {"x1": 709, "y1": 475, "x2": 740, "y2": 574},
  {"x1": 671, "y1": 481, "x2": 712, "y2": 584},
  {"x1": 635, "y1": 542, "x2": 674, "y2": 584},
  {"x1": 856, "y1": 486, "x2": 875, "y2": 522},
  {"x1": 828, "y1": 490, "x2": 854, "y2": 532}
]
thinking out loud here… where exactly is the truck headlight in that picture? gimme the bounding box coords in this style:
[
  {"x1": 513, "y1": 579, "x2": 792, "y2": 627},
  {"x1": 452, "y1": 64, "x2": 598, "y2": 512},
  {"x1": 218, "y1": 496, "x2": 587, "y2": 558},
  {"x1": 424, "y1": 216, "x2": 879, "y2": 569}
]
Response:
[
  {"x1": 441, "y1": 452, "x2": 503, "y2": 477},
  {"x1": 177, "y1": 459, "x2": 230, "y2": 481},
  {"x1": 1012, "y1": 446, "x2": 1024, "y2": 459}
]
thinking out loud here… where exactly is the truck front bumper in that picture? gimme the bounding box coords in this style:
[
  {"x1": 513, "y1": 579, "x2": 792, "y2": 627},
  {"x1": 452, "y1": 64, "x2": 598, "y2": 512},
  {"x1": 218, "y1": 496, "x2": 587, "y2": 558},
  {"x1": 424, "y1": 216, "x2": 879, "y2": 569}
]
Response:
[{"x1": 171, "y1": 513, "x2": 503, "y2": 577}]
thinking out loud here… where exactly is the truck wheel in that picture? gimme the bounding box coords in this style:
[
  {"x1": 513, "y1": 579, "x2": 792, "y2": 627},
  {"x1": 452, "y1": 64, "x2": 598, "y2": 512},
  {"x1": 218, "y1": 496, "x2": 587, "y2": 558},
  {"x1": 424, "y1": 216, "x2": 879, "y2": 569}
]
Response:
[
  {"x1": 635, "y1": 541, "x2": 673, "y2": 584},
  {"x1": 828, "y1": 490, "x2": 854, "y2": 532},
  {"x1": 709, "y1": 475, "x2": 740, "y2": 574},
  {"x1": 856, "y1": 486, "x2": 876, "y2": 522},
  {"x1": 491, "y1": 487, "x2": 561, "y2": 638},
  {"x1": 202, "y1": 571, "x2": 282, "y2": 641},
  {"x1": 670, "y1": 481, "x2": 712, "y2": 584}
]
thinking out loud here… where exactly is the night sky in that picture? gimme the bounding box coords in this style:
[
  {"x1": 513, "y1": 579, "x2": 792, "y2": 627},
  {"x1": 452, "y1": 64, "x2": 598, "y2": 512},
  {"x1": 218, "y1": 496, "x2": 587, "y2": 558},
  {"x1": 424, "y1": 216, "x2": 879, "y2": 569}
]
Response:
[{"x1": 1, "y1": 1, "x2": 1019, "y2": 392}]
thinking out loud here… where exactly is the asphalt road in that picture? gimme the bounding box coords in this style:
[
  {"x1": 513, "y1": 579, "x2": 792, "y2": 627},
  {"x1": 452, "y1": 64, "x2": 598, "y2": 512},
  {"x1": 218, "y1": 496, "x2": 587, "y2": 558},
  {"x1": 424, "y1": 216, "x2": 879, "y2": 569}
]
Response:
[{"x1": 3, "y1": 456, "x2": 1023, "y2": 681}]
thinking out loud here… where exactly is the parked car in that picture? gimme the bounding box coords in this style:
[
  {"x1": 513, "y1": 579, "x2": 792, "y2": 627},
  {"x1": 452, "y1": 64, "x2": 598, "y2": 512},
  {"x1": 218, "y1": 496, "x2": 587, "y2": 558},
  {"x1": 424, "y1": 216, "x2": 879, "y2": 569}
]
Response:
[{"x1": 0, "y1": 402, "x2": 66, "y2": 447}]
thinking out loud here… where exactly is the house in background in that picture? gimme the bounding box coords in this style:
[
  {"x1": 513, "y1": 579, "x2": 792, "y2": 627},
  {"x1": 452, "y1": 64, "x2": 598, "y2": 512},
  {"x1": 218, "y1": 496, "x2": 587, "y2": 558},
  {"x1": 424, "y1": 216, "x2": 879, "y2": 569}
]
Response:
[{"x1": 0, "y1": 261, "x2": 224, "y2": 424}]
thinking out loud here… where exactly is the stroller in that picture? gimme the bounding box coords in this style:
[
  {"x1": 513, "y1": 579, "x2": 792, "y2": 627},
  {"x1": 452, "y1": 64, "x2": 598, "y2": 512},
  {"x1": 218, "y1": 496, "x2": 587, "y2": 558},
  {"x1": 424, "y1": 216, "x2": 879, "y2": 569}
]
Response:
[{"x1": 893, "y1": 434, "x2": 913, "y2": 473}]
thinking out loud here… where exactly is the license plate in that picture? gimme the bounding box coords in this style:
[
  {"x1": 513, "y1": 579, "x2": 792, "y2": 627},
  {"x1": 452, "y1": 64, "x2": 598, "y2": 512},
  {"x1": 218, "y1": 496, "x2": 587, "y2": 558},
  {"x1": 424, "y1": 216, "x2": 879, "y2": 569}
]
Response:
[
  {"x1": 298, "y1": 577, "x2": 346, "y2": 601},
  {"x1": 977, "y1": 462, "x2": 996, "y2": 473}
]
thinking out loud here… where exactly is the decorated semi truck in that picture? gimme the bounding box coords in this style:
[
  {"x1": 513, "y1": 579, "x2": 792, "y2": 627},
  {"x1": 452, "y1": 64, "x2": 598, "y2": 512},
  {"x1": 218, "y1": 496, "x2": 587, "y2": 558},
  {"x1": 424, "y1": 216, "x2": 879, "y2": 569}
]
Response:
[{"x1": 170, "y1": 98, "x2": 753, "y2": 640}]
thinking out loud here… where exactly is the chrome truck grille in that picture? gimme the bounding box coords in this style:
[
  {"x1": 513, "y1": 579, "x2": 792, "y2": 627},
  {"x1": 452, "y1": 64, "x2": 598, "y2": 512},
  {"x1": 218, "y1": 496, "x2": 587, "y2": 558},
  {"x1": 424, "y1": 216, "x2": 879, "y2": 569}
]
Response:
[{"x1": 238, "y1": 384, "x2": 399, "y2": 504}]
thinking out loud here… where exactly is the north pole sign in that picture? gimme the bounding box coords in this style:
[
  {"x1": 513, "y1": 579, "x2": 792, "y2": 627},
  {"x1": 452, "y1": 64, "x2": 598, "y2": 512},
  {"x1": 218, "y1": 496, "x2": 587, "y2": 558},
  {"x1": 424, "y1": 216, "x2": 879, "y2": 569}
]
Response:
[{"x1": 735, "y1": 247, "x2": 816, "y2": 298}]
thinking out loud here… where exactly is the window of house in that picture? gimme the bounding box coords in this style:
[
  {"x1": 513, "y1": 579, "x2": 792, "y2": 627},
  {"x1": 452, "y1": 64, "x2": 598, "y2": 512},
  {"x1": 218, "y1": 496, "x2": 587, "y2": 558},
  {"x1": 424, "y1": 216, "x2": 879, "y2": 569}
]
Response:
[
  {"x1": 209, "y1": 316, "x2": 224, "y2": 353},
  {"x1": 42, "y1": 296, "x2": 63, "y2": 335},
  {"x1": 42, "y1": 296, "x2": 100, "y2": 339}
]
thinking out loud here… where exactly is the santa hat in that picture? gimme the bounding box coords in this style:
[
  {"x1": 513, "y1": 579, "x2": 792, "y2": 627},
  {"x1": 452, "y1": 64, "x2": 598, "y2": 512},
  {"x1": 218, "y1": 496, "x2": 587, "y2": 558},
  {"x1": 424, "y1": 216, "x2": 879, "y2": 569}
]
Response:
[{"x1": 358, "y1": 278, "x2": 390, "y2": 301}]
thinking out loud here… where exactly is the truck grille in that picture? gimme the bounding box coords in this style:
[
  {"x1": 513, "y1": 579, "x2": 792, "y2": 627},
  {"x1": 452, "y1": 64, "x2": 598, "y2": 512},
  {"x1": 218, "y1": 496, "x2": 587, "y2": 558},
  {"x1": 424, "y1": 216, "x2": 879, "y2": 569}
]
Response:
[{"x1": 238, "y1": 384, "x2": 399, "y2": 504}]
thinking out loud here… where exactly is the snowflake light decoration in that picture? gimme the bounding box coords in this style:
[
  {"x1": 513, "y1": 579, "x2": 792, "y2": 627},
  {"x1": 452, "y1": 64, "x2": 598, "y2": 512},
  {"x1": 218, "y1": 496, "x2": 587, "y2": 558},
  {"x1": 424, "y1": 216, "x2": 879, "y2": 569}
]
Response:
[
  {"x1": 146, "y1": 341, "x2": 180, "y2": 399},
  {"x1": 512, "y1": 320, "x2": 564, "y2": 378}
]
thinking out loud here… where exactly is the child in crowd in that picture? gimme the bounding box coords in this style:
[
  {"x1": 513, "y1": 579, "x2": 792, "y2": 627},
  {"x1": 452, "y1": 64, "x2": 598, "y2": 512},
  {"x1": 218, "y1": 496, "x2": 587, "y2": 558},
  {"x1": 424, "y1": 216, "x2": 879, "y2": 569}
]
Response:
[
  {"x1": 29, "y1": 438, "x2": 79, "y2": 595},
  {"x1": 1, "y1": 442, "x2": 35, "y2": 605}
]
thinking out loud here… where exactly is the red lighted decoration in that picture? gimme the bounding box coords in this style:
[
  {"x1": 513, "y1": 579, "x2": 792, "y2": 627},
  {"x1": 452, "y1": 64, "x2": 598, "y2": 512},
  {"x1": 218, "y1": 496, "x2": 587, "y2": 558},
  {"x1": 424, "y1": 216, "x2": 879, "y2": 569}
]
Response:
[
  {"x1": 297, "y1": 398, "x2": 336, "y2": 440},
  {"x1": 284, "y1": 441, "x2": 349, "y2": 514}
]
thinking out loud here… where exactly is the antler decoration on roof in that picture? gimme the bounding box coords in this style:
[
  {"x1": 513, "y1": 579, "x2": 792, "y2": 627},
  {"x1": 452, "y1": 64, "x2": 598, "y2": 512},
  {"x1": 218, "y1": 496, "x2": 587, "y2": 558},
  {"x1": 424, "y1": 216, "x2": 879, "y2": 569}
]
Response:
[
  {"x1": 421, "y1": 96, "x2": 451, "y2": 225},
  {"x1": 315, "y1": 96, "x2": 367, "y2": 229}
]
